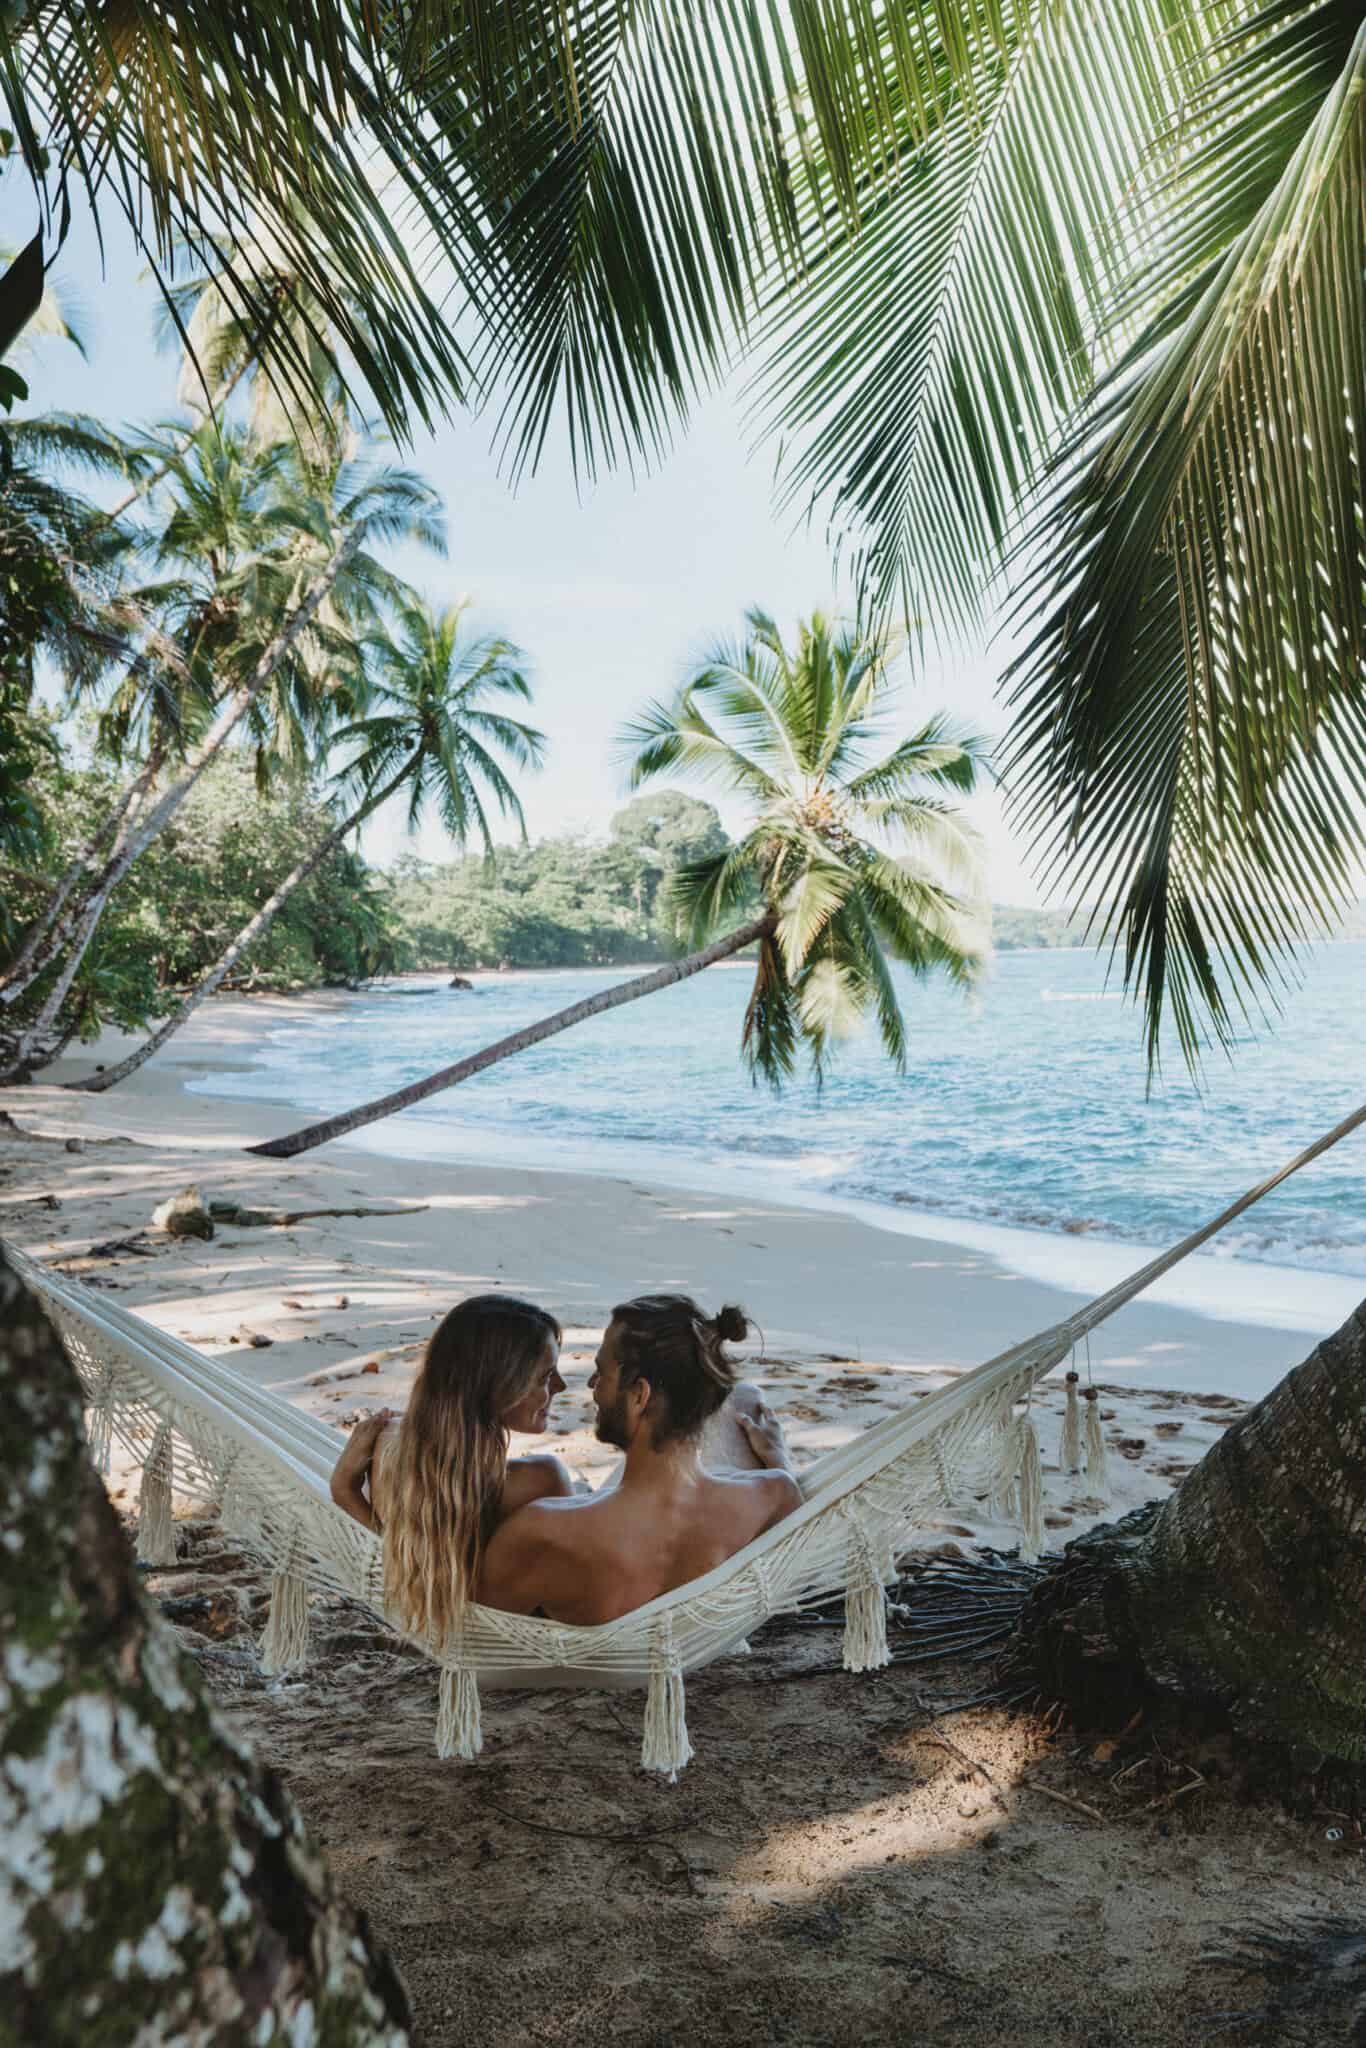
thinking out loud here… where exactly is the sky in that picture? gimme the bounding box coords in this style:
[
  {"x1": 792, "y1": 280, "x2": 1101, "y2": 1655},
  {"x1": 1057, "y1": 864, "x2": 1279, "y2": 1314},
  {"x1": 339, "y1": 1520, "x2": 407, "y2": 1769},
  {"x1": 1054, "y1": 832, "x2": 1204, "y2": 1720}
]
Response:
[{"x1": 4, "y1": 194, "x2": 1045, "y2": 902}]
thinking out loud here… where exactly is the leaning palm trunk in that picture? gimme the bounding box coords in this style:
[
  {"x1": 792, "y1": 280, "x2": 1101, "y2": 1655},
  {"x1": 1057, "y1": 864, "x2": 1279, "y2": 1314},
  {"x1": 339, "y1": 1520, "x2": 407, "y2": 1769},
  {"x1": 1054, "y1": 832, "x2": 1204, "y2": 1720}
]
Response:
[
  {"x1": 2, "y1": 532, "x2": 361, "y2": 1083},
  {"x1": 0, "y1": 1248, "x2": 410, "y2": 2042},
  {"x1": 0, "y1": 740, "x2": 166, "y2": 1006},
  {"x1": 77, "y1": 753, "x2": 418, "y2": 1094},
  {"x1": 250, "y1": 912, "x2": 776, "y2": 1159},
  {"x1": 1017, "y1": 1299, "x2": 1366, "y2": 1762}
]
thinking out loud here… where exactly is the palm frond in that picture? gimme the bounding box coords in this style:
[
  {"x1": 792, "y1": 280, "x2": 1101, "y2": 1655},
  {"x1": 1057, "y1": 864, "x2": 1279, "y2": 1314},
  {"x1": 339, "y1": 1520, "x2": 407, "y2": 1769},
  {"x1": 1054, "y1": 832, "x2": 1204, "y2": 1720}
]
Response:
[
  {"x1": 741, "y1": 929, "x2": 800, "y2": 1088},
  {"x1": 619, "y1": 691, "x2": 783, "y2": 799},
  {"x1": 774, "y1": 843, "x2": 854, "y2": 973},
  {"x1": 2, "y1": 2, "x2": 481, "y2": 441},
  {"x1": 845, "y1": 717, "x2": 987, "y2": 800},
  {"x1": 1007, "y1": 14, "x2": 1366, "y2": 1068},
  {"x1": 750, "y1": 0, "x2": 1232, "y2": 630},
  {"x1": 664, "y1": 835, "x2": 764, "y2": 950}
]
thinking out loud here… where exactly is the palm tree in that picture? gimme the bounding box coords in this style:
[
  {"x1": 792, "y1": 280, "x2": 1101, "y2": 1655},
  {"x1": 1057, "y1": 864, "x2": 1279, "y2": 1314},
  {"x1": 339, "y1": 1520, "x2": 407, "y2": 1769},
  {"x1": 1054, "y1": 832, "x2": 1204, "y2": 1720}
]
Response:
[
  {"x1": 0, "y1": 432, "x2": 444, "y2": 1079},
  {"x1": 79, "y1": 599, "x2": 543, "y2": 1091},
  {"x1": 249, "y1": 608, "x2": 987, "y2": 1159}
]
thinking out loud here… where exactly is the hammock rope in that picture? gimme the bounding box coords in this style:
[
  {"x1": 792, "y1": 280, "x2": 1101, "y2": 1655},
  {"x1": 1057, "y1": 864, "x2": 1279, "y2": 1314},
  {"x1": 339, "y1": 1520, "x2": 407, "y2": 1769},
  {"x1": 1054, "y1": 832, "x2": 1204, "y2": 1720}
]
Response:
[{"x1": 6, "y1": 1098, "x2": 1363, "y2": 1778}]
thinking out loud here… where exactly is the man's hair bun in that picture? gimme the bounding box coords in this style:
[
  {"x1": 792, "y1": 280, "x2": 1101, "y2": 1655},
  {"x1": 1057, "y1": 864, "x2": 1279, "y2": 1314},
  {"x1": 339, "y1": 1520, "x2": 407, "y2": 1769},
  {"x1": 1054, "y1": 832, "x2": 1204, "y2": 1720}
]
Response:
[{"x1": 713, "y1": 1304, "x2": 750, "y2": 1345}]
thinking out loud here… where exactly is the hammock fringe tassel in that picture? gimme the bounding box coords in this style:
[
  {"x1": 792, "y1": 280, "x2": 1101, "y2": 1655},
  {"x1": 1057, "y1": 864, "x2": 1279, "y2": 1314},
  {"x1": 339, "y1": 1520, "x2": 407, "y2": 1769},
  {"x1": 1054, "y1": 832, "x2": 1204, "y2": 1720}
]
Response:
[
  {"x1": 1060, "y1": 1372, "x2": 1081, "y2": 1474},
  {"x1": 1083, "y1": 1389, "x2": 1108, "y2": 1499},
  {"x1": 842, "y1": 1518, "x2": 891, "y2": 1673},
  {"x1": 135, "y1": 1421, "x2": 176, "y2": 1567},
  {"x1": 1014, "y1": 1415, "x2": 1043, "y2": 1563},
  {"x1": 436, "y1": 1665, "x2": 482, "y2": 1761},
  {"x1": 642, "y1": 1614, "x2": 692, "y2": 1780},
  {"x1": 260, "y1": 1570, "x2": 312, "y2": 1675}
]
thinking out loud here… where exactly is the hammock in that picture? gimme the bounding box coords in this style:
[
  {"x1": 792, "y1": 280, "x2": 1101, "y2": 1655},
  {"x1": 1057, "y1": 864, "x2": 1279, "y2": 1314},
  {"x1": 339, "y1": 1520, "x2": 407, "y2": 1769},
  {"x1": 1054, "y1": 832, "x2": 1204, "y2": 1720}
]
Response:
[{"x1": 8, "y1": 1101, "x2": 1363, "y2": 1777}]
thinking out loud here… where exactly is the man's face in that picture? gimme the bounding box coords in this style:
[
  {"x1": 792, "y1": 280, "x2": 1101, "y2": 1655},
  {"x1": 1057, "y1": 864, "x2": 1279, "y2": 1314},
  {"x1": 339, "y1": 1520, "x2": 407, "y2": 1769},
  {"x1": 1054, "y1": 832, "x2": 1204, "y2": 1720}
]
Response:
[{"x1": 589, "y1": 1320, "x2": 642, "y2": 1449}]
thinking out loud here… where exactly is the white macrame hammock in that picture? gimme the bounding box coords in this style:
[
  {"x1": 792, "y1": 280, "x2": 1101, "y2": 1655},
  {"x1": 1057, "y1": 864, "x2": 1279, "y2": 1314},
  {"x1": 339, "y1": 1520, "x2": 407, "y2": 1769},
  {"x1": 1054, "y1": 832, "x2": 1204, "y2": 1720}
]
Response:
[{"x1": 8, "y1": 1102, "x2": 1362, "y2": 1778}]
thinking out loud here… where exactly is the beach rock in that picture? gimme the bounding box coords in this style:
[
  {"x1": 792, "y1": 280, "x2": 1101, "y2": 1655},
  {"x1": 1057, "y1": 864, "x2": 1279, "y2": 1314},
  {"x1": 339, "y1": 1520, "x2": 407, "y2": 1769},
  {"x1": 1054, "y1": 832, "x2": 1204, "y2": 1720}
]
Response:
[
  {"x1": 152, "y1": 1185, "x2": 214, "y2": 1240},
  {"x1": 236, "y1": 1327, "x2": 273, "y2": 1349}
]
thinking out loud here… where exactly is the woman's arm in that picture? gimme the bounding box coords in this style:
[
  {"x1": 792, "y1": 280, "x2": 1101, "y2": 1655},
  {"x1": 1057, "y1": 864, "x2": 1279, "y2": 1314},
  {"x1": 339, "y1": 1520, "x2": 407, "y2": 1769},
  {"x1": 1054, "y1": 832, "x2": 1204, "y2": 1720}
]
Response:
[
  {"x1": 329, "y1": 1409, "x2": 392, "y2": 1529},
  {"x1": 500, "y1": 1452, "x2": 575, "y2": 1516}
]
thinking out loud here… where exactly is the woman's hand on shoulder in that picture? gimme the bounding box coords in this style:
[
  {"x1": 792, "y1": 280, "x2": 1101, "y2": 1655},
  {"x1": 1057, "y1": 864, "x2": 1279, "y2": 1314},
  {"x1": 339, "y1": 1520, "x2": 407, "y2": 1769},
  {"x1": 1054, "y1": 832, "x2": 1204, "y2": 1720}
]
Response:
[{"x1": 735, "y1": 1398, "x2": 795, "y2": 1475}]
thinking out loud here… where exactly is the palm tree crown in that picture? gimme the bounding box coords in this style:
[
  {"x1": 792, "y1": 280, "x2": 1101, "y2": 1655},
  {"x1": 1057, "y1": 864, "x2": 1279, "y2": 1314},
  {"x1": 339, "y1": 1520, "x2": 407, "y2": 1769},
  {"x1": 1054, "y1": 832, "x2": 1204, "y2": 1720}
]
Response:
[
  {"x1": 622, "y1": 609, "x2": 988, "y2": 1083},
  {"x1": 336, "y1": 598, "x2": 544, "y2": 849}
]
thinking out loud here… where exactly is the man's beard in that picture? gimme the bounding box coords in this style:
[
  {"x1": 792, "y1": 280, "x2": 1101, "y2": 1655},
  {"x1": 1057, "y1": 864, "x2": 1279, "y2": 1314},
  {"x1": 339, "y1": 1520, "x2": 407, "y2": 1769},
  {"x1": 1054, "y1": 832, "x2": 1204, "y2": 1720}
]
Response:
[{"x1": 594, "y1": 1391, "x2": 632, "y2": 1449}]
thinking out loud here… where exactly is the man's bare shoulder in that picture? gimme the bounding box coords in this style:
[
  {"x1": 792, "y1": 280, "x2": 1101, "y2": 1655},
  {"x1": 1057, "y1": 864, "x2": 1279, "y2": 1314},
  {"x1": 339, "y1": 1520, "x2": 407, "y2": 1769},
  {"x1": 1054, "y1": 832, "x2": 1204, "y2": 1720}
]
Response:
[{"x1": 715, "y1": 1465, "x2": 802, "y2": 1519}]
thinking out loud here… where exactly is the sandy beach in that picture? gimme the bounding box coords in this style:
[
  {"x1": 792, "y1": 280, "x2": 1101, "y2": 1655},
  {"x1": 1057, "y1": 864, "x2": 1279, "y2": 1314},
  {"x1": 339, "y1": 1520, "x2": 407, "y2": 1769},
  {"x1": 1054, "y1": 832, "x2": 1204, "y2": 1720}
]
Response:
[{"x1": 4, "y1": 994, "x2": 1360, "y2": 2045}]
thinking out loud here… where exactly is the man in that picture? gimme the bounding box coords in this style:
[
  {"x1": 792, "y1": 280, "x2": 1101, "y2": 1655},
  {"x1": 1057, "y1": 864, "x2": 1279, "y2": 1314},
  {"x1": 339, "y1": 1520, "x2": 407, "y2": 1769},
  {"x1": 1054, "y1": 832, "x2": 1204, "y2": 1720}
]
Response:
[{"x1": 478, "y1": 1294, "x2": 801, "y2": 1623}]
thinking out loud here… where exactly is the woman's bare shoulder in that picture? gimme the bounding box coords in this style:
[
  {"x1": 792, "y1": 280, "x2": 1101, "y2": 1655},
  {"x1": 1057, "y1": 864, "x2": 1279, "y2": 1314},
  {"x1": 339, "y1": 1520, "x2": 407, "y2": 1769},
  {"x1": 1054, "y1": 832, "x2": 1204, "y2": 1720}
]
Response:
[{"x1": 501, "y1": 1453, "x2": 575, "y2": 1514}]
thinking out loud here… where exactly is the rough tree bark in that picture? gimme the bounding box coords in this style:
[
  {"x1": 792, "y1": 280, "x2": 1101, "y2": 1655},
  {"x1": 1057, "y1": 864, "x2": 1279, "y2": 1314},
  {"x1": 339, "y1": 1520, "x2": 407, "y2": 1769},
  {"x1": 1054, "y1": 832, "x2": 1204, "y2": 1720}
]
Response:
[
  {"x1": 249, "y1": 912, "x2": 776, "y2": 1159},
  {"x1": 1018, "y1": 1298, "x2": 1366, "y2": 1763},
  {"x1": 0, "y1": 1247, "x2": 411, "y2": 2044}
]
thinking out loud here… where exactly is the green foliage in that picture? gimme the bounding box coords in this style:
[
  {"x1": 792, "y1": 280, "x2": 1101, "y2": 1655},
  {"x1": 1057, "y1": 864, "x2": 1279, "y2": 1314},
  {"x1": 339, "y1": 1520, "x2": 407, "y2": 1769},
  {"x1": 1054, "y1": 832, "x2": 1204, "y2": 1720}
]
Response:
[
  {"x1": 387, "y1": 799, "x2": 728, "y2": 970},
  {"x1": 2, "y1": 757, "x2": 400, "y2": 1043}
]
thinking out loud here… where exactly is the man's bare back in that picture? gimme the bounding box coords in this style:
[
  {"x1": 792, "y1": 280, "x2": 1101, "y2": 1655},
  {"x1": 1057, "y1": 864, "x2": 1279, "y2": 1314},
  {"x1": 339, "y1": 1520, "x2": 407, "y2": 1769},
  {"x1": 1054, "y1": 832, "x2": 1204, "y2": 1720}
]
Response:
[
  {"x1": 479, "y1": 1303, "x2": 801, "y2": 1623},
  {"x1": 479, "y1": 1458, "x2": 795, "y2": 1623}
]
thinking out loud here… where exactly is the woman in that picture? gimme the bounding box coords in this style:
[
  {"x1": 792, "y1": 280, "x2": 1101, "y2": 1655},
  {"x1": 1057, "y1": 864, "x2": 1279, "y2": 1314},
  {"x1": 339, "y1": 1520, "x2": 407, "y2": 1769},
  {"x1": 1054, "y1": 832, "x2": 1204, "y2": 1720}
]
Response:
[{"x1": 329, "y1": 1293, "x2": 571, "y2": 1648}]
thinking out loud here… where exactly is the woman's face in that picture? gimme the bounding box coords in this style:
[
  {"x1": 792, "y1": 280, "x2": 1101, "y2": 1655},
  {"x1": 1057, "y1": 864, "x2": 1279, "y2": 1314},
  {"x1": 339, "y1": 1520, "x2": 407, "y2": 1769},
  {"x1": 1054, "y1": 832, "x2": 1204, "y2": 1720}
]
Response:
[{"x1": 501, "y1": 1336, "x2": 565, "y2": 1435}]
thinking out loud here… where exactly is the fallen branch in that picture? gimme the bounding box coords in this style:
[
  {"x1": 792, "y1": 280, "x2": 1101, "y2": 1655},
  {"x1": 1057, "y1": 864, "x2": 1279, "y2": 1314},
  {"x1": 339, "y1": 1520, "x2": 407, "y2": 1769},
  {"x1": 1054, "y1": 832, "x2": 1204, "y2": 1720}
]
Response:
[
  {"x1": 1146, "y1": 1770, "x2": 1205, "y2": 1812},
  {"x1": 1020, "y1": 1779, "x2": 1104, "y2": 1822}
]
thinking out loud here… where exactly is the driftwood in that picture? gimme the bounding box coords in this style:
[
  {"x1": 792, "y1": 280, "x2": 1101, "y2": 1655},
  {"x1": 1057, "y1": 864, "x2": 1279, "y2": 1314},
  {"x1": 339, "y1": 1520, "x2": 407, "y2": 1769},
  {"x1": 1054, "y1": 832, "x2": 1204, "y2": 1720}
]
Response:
[{"x1": 208, "y1": 1201, "x2": 430, "y2": 1228}]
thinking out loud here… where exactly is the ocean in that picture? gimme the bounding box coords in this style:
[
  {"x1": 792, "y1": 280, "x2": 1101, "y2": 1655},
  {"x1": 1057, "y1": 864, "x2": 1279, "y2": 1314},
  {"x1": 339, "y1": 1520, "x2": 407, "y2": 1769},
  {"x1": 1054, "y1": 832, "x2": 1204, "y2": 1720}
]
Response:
[{"x1": 193, "y1": 940, "x2": 1365, "y2": 1323}]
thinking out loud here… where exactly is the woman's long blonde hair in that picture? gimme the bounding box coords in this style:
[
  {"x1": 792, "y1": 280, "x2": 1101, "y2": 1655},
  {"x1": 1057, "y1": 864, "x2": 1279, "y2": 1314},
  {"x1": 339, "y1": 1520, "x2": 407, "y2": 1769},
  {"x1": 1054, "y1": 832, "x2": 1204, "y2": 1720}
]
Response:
[{"x1": 382, "y1": 1293, "x2": 561, "y2": 1649}]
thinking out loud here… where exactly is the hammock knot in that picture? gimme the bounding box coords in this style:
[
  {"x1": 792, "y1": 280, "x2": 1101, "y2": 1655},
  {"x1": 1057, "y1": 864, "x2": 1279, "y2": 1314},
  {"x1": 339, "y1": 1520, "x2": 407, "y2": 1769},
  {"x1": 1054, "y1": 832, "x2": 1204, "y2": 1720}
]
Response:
[
  {"x1": 86, "y1": 1358, "x2": 119, "y2": 1476},
  {"x1": 135, "y1": 1419, "x2": 176, "y2": 1567}
]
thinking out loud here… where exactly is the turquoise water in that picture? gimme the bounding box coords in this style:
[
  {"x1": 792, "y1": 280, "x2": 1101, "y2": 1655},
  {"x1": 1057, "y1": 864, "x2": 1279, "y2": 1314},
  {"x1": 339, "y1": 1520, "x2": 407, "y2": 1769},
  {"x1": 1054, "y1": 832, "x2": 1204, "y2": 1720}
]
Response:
[{"x1": 195, "y1": 941, "x2": 1366, "y2": 1285}]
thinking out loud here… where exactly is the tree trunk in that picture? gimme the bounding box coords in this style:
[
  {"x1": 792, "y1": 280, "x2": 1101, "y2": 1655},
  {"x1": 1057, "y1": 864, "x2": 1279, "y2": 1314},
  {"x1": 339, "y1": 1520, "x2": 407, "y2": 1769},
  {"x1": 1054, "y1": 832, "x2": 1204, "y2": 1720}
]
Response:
[
  {"x1": 0, "y1": 739, "x2": 166, "y2": 1007},
  {"x1": 75, "y1": 757, "x2": 415, "y2": 1093},
  {"x1": 1017, "y1": 1298, "x2": 1366, "y2": 1763},
  {"x1": 0, "y1": 1246, "x2": 410, "y2": 2043},
  {"x1": 249, "y1": 913, "x2": 776, "y2": 1159},
  {"x1": 2, "y1": 532, "x2": 361, "y2": 1084}
]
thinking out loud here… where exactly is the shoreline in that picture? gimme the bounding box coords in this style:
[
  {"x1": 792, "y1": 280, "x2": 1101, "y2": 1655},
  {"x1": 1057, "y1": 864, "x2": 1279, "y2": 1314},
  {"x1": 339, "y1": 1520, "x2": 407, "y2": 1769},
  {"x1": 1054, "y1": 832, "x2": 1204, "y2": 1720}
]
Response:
[
  {"x1": 184, "y1": 980, "x2": 1361, "y2": 1342},
  {"x1": 4, "y1": 991, "x2": 1345, "y2": 1402}
]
